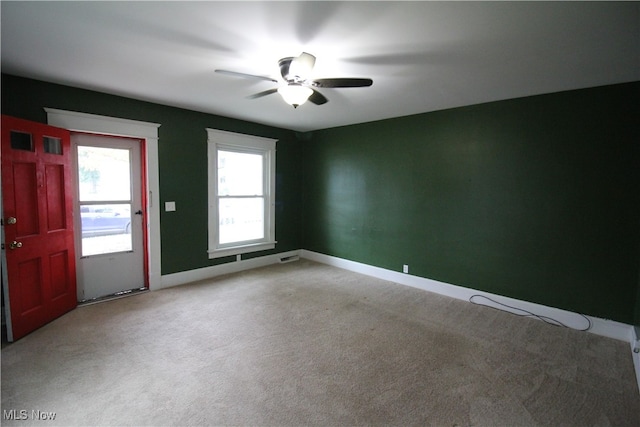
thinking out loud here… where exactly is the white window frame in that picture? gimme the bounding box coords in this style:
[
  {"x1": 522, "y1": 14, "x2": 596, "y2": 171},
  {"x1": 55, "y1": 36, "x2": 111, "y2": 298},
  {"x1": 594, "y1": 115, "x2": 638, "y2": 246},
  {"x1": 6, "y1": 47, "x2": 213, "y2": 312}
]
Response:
[{"x1": 207, "y1": 128, "x2": 277, "y2": 259}]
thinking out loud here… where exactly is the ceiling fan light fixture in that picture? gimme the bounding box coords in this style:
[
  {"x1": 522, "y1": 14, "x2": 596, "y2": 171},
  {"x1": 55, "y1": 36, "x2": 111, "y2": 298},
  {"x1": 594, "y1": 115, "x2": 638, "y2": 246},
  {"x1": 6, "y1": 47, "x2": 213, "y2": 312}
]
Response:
[
  {"x1": 278, "y1": 85, "x2": 313, "y2": 108},
  {"x1": 218, "y1": 51, "x2": 372, "y2": 107}
]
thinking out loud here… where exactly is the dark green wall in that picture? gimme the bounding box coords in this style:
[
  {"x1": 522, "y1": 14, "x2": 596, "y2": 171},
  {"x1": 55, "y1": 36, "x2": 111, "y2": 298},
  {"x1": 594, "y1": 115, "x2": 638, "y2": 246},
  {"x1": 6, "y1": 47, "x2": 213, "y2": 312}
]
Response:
[
  {"x1": 2, "y1": 74, "x2": 302, "y2": 275},
  {"x1": 302, "y1": 82, "x2": 640, "y2": 325},
  {"x1": 3, "y1": 74, "x2": 639, "y2": 325}
]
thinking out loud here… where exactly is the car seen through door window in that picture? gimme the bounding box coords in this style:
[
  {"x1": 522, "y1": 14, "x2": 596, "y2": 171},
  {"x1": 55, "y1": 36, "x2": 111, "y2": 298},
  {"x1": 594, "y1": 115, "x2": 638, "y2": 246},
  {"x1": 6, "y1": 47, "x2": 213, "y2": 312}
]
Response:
[{"x1": 80, "y1": 205, "x2": 131, "y2": 237}]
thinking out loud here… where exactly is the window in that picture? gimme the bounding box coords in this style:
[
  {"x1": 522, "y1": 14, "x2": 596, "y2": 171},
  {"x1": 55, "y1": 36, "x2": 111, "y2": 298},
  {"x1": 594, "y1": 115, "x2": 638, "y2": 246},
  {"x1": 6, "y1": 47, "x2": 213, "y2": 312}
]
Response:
[{"x1": 207, "y1": 129, "x2": 277, "y2": 258}]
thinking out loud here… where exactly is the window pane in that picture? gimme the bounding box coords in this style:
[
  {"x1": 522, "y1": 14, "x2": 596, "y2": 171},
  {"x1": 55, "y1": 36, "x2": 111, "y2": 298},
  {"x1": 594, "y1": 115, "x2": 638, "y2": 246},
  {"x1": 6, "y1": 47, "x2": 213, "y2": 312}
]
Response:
[
  {"x1": 78, "y1": 146, "x2": 131, "y2": 201},
  {"x1": 219, "y1": 198, "x2": 264, "y2": 244},
  {"x1": 43, "y1": 136, "x2": 62, "y2": 154},
  {"x1": 218, "y1": 150, "x2": 263, "y2": 196},
  {"x1": 10, "y1": 131, "x2": 33, "y2": 151},
  {"x1": 80, "y1": 204, "x2": 132, "y2": 256}
]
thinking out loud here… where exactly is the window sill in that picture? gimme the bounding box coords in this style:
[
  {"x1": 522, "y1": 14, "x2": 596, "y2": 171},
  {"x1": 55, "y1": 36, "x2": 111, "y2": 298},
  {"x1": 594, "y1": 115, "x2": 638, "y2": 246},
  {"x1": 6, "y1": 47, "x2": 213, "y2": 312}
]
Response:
[{"x1": 208, "y1": 241, "x2": 276, "y2": 259}]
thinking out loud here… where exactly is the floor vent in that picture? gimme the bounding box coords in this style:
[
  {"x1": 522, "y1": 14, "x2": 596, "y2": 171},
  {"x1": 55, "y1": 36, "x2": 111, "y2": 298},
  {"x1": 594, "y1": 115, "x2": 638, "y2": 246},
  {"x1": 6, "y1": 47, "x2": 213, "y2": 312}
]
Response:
[{"x1": 279, "y1": 255, "x2": 300, "y2": 264}]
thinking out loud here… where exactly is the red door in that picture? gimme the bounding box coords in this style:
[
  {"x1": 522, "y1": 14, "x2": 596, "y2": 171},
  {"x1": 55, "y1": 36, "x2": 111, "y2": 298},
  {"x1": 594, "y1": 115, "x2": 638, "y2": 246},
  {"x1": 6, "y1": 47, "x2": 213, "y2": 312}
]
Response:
[{"x1": 1, "y1": 115, "x2": 77, "y2": 341}]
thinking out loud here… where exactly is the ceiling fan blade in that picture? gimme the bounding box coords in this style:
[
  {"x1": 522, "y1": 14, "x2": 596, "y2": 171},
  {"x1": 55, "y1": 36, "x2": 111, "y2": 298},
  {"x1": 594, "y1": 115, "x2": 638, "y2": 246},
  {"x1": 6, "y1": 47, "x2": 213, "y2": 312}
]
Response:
[
  {"x1": 289, "y1": 52, "x2": 316, "y2": 80},
  {"x1": 308, "y1": 89, "x2": 328, "y2": 105},
  {"x1": 278, "y1": 57, "x2": 293, "y2": 81},
  {"x1": 312, "y1": 78, "x2": 373, "y2": 88},
  {"x1": 215, "y1": 69, "x2": 278, "y2": 83},
  {"x1": 247, "y1": 88, "x2": 278, "y2": 99}
]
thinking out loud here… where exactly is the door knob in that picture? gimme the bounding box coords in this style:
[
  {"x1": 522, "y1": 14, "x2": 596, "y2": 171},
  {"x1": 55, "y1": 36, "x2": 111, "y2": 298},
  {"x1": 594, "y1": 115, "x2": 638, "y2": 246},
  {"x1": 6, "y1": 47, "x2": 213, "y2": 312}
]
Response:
[
  {"x1": 6, "y1": 217, "x2": 17, "y2": 225},
  {"x1": 9, "y1": 241, "x2": 22, "y2": 250}
]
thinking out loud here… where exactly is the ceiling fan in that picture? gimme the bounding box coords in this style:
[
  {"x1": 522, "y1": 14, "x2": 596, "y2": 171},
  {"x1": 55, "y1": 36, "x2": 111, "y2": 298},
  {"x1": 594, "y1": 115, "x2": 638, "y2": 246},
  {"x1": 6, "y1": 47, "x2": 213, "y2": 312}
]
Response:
[{"x1": 215, "y1": 52, "x2": 373, "y2": 108}]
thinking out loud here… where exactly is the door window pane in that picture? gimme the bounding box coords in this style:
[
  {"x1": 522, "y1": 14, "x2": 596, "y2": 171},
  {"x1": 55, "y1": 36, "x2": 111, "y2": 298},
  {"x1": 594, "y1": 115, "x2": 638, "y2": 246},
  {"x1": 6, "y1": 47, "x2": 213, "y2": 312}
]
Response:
[
  {"x1": 43, "y1": 136, "x2": 62, "y2": 154},
  {"x1": 219, "y1": 198, "x2": 264, "y2": 244},
  {"x1": 77, "y1": 145, "x2": 133, "y2": 257},
  {"x1": 78, "y1": 146, "x2": 131, "y2": 201},
  {"x1": 10, "y1": 131, "x2": 33, "y2": 151},
  {"x1": 79, "y1": 204, "x2": 132, "y2": 256}
]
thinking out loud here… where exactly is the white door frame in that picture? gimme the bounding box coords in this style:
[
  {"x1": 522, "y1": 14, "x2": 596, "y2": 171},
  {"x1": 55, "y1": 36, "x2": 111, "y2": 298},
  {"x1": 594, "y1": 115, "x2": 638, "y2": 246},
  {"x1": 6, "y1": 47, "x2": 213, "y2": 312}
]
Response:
[{"x1": 45, "y1": 108, "x2": 162, "y2": 291}]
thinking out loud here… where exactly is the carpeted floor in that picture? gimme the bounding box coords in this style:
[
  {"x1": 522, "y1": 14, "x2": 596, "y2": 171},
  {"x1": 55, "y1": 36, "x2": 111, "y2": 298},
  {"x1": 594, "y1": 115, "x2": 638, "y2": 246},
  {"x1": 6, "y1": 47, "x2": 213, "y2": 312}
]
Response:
[{"x1": 2, "y1": 260, "x2": 639, "y2": 426}]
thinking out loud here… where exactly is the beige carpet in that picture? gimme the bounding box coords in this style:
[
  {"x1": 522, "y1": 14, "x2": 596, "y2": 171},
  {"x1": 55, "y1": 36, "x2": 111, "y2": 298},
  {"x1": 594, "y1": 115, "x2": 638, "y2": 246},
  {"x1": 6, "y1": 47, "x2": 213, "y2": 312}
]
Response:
[{"x1": 2, "y1": 260, "x2": 638, "y2": 426}]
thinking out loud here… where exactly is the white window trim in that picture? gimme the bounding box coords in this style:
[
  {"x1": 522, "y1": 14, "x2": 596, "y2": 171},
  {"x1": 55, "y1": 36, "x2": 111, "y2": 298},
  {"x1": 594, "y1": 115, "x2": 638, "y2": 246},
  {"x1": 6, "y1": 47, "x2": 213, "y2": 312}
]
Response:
[{"x1": 206, "y1": 128, "x2": 277, "y2": 259}]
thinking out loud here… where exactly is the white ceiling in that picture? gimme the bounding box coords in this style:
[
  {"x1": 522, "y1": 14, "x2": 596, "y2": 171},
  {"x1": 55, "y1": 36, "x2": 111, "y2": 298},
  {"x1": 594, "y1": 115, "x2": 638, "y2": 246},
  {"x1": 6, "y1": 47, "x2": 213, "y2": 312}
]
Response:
[{"x1": 2, "y1": 1, "x2": 638, "y2": 132}]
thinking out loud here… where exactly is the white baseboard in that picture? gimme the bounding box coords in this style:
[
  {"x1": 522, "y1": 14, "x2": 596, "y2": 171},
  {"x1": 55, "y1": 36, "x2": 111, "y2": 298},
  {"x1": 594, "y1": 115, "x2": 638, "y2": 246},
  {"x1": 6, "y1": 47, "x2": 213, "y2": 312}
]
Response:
[
  {"x1": 158, "y1": 250, "x2": 300, "y2": 290},
  {"x1": 299, "y1": 250, "x2": 633, "y2": 343},
  {"x1": 632, "y1": 326, "x2": 640, "y2": 394},
  {"x1": 156, "y1": 248, "x2": 638, "y2": 393},
  {"x1": 301, "y1": 250, "x2": 640, "y2": 393}
]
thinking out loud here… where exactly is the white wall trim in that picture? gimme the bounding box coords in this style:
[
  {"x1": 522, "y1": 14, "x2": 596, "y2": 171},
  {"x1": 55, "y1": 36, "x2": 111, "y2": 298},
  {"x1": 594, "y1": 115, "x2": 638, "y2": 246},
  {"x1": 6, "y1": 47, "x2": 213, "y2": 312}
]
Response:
[
  {"x1": 159, "y1": 250, "x2": 301, "y2": 290},
  {"x1": 45, "y1": 108, "x2": 162, "y2": 292},
  {"x1": 299, "y1": 250, "x2": 633, "y2": 342},
  {"x1": 0, "y1": 186, "x2": 14, "y2": 342},
  {"x1": 45, "y1": 108, "x2": 160, "y2": 140},
  {"x1": 154, "y1": 247, "x2": 639, "y2": 392},
  {"x1": 632, "y1": 326, "x2": 640, "y2": 394},
  {"x1": 300, "y1": 250, "x2": 639, "y2": 393}
]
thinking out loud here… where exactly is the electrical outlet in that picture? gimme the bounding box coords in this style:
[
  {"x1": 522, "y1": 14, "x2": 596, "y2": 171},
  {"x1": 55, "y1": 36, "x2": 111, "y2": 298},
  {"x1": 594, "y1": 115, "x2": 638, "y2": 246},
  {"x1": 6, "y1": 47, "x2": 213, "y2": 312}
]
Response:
[{"x1": 403, "y1": 264, "x2": 409, "y2": 274}]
